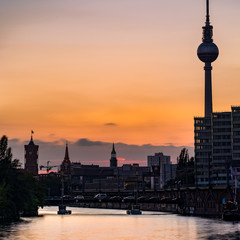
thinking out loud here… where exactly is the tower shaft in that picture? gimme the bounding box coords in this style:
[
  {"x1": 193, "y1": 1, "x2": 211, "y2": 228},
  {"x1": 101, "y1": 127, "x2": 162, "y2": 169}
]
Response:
[{"x1": 204, "y1": 63, "x2": 213, "y2": 117}]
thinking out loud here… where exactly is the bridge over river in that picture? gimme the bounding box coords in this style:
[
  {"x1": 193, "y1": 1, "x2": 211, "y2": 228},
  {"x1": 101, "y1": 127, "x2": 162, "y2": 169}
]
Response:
[{"x1": 45, "y1": 185, "x2": 236, "y2": 217}]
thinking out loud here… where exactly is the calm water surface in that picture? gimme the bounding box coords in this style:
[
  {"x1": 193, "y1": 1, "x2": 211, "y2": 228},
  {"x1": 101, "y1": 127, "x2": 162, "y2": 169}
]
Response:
[{"x1": 1, "y1": 206, "x2": 240, "y2": 240}]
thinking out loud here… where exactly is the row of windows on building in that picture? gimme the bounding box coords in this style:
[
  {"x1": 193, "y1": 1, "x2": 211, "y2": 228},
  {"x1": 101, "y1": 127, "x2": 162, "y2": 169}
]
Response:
[
  {"x1": 195, "y1": 119, "x2": 211, "y2": 125},
  {"x1": 196, "y1": 141, "x2": 240, "y2": 147},
  {"x1": 195, "y1": 121, "x2": 240, "y2": 126},
  {"x1": 195, "y1": 132, "x2": 211, "y2": 137},
  {"x1": 195, "y1": 153, "x2": 232, "y2": 160}
]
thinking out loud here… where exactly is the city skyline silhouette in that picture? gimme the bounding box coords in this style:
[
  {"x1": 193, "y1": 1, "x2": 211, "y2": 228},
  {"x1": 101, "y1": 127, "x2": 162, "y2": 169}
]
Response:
[{"x1": 1, "y1": 0, "x2": 240, "y2": 165}]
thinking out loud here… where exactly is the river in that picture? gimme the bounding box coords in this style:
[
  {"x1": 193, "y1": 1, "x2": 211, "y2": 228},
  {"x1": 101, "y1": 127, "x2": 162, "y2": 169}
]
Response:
[{"x1": 0, "y1": 206, "x2": 240, "y2": 240}]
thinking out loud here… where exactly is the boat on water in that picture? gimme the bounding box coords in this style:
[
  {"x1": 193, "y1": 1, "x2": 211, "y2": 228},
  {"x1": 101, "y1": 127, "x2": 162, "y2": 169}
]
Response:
[
  {"x1": 58, "y1": 204, "x2": 72, "y2": 215},
  {"x1": 222, "y1": 167, "x2": 240, "y2": 221},
  {"x1": 222, "y1": 201, "x2": 240, "y2": 221},
  {"x1": 127, "y1": 204, "x2": 142, "y2": 215},
  {"x1": 222, "y1": 210, "x2": 240, "y2": 221}
]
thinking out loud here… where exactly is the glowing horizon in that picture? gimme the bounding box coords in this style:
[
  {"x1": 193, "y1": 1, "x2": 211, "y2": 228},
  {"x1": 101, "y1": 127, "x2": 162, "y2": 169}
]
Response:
[{"x1": 1, "y1": 0, "x2": 240, "y2": 150}]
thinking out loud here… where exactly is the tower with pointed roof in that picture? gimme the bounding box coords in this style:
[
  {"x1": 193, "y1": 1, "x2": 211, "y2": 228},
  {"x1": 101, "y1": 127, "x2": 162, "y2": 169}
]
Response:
[
  {"x1": 61, "y1": 143, "x2": 71, "y2": 175},
  {"x1": 24, "y1": 132, "x2": 39, "y2": 175},
  {"x1": 110, "y1": 143, "x2": 117, "y2": 167}
]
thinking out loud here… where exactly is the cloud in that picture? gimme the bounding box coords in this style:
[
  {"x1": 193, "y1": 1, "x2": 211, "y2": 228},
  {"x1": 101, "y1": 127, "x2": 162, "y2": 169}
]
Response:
[
  {"x1": 8, "y1": 137, "x2": 194, "y2": 168},
  {"x1": 8, "y1": 138, "x2": 21, "y2": 144},
  {"x1": 104, "y1": 123, "x2": 118, "y2": 126},
  {"x1": 164, "y1": 143, "x2": 175, "y2": 147},
  {"x1": 75, "y1": 138, "x2": 105, "y2": 147}
]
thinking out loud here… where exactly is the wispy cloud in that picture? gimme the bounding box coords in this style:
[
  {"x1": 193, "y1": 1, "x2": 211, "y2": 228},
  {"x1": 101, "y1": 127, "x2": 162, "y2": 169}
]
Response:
[{"x1": 104, "y1": 123, "x2": 118, "y2": 126}]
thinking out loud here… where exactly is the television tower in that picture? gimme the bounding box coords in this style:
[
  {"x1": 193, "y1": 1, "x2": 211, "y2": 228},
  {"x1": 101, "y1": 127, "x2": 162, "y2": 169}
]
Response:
[{"x1": 197, "y1": 0, "x2": 219, "y2": 117}]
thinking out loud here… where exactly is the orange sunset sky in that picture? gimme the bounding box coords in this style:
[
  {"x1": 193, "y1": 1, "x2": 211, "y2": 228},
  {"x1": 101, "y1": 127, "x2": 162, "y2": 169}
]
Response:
[{"x1": 0, "y1": 0, "x2": 240, "y2": 159}]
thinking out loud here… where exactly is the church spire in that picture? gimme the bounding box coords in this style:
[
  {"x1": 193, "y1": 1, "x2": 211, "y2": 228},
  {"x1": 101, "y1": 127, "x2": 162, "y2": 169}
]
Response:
[
  {"x1": 64, "y1": 142, "x2": 70, "y2": 161},
  {"x1": 61, "y1": 142, "x2": 71, "y2": 175},
  {"x1": 110, "y1": 143, "x2": 117, "y2": 167},
  {"x1": 111, "y1": 143, "x2": 116, "y2": 154}
]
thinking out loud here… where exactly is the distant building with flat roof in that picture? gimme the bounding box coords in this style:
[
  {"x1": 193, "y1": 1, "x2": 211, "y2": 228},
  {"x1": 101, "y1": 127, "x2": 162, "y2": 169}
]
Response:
[{"x1": 147, "y1": 152, "x2": 176, "y2": 189}]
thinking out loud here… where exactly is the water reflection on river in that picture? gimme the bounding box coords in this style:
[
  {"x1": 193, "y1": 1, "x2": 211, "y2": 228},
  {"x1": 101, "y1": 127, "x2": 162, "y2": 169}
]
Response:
[{"x1": 1, "y1": 207, "x2": 240, "y2": 240}]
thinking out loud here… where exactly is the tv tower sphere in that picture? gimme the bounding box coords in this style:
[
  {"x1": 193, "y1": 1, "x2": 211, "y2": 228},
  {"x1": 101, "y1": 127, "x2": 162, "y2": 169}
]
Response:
[
  {"x1": 197, "y1": 42, "x2": 219, "y2": 63},
  {"x1": 197, "y1": 0, "x2": 219, "y2": 117},
  {"x1": 197, "y1": 0, "x2": 219, "y2": 63}
]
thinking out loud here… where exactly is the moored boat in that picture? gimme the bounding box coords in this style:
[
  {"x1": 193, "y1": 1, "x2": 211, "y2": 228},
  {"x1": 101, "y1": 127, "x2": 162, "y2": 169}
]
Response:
[
  {"x1": 57, "y1": 205, "x2": 71, "y2": 215},
  {"x1": 222, "y1": 210, "x2": 240, "y2": 221},
  {"x1": 127, "y1": 204, "x2": 142, "y2": 215},
  {"x1": 222, "y1": 201, "x2": 240, "y2": 221}
]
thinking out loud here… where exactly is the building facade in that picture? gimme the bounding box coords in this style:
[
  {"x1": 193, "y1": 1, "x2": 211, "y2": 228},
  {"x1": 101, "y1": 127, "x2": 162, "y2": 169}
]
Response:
[
  {"x1": 195, "y1": 106, "x2": 240, "y2": 185},
  {"x1": 147, "y1": 152, "x2": 176, "y2": 189}
]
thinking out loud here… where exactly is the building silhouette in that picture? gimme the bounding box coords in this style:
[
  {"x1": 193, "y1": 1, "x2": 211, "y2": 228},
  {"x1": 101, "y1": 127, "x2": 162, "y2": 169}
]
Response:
[
  {"x1": 39, "y1": 141, "x2": 177, "y2": 193},
  {"x1": 61, "y1": 143, "x2": 71, "y2": 175},
  {"x1": 147, "y1": 152, "x2": 176, "y2": 189},
  {"x1": 194, "y1": 1, "x2": 240, "y2": 186},
  {"x1": 197, "y1": 0, "x2": 219, "y2": 118},
  {"x1": 59, "y1": 143, "x2": 152, "y2": 193},
  {"x1": 110, "y1": 143, "x2": 117, "y2": 167},
  {"x1": 195, "y1": 107, "x2": 240, "y2": 185},
  {"x1": 24, "y1": 133, "x2": 39, "y2": 176}
]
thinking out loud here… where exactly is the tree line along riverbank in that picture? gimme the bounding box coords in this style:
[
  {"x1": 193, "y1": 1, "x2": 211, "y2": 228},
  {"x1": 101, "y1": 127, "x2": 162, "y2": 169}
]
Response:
[{"x1": 0, "y1": 135, "x2": 44, "y2": 222}]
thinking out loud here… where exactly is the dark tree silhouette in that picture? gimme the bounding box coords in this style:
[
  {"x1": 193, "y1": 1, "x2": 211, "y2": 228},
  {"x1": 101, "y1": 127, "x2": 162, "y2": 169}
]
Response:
[
  {"x1": 0, "y1": 135, "x2": 44, "y2": 221},
  {"x1": 176, "y1": 148, "x2": 195, "y2": 186}
]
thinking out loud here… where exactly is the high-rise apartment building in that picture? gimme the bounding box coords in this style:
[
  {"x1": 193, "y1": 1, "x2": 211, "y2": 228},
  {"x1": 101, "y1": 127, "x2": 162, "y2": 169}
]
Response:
[{"x1": 195, "y1": 107, "x2": 240, "y2": 185}]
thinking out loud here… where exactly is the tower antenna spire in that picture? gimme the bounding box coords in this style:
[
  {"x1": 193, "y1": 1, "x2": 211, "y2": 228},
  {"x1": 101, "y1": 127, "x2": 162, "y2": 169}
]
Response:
[
  {"x1": 31, "y1": 130, "x2": 34, "y2": 141},
  {"x1": 206, "y1": 0, "x2": 210, "y2": 24}
]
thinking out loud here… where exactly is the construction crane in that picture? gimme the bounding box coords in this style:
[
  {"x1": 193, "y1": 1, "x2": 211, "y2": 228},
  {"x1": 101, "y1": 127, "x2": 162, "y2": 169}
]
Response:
[{"x1": 39, "y1": 161, "x2": 58, "y2": 174}]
